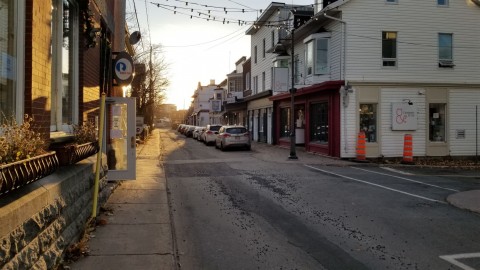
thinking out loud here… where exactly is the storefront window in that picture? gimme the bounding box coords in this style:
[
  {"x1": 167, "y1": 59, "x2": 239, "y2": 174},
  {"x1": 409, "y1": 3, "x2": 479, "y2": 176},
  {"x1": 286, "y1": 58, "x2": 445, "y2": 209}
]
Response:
[
  {"x1": 280, "y1": 107, "x2": 291, "y2": 138},
  {"x1": 310, "y1": 102, "x2": 328, "y2": 144},
  {"x1": 0, "y1": 0, "x2": 19, "y2": 119},
  {"x1": 295, "y1": 105, "x2": 305, "y2": 129},
  {"x1": 359, "y1": 104, "x2": 377, "y2": 142},
  {"x1": 429, "y1": 103, "x2": 446, "y2": 142}
]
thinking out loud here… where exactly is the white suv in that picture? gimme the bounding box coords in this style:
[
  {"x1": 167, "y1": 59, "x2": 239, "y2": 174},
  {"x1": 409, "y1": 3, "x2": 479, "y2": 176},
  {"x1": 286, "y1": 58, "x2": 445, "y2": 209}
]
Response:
[
  {"x1": 202, "y1": 124, "x2": 222, "y2": 145},
  {"x1": 215, "y1": 125, "x2": 251, "y2": 151}
]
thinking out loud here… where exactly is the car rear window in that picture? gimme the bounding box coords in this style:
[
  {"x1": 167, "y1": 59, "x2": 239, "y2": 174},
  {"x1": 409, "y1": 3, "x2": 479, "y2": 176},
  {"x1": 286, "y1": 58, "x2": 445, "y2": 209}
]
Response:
[
  {"x1": 226, "y1": 128, "x2": 247, "y2": 134},
  {"x1": 210, "y1": 126, "x2": 221, "y2": 131}
]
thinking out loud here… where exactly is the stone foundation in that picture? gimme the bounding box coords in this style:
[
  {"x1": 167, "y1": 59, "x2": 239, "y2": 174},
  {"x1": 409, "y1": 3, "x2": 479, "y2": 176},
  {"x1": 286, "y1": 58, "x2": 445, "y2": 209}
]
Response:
[{"x1": 0, "y1": 155, "x2": 114, "y2": 269}]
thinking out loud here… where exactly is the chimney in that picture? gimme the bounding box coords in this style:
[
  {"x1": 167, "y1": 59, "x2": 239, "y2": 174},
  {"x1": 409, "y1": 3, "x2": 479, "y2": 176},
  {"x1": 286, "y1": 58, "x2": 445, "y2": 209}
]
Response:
[{"x1": 209, "y1": 79, "x2": 215, "y2": 86}]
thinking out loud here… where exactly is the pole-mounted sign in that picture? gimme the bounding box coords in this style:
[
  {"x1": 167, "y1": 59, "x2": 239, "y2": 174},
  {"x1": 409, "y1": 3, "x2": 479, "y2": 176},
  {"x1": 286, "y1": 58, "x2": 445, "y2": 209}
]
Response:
[{"x1": 113, "y1": 51, "x2": 134, "y2": 86}]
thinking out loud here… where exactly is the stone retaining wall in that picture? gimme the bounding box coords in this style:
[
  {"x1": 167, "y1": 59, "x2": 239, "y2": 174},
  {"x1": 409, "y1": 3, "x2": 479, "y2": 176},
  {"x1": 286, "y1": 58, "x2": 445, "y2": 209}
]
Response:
[{"x1": 0, "y1": 156, "x2": 114, "y2": 269}]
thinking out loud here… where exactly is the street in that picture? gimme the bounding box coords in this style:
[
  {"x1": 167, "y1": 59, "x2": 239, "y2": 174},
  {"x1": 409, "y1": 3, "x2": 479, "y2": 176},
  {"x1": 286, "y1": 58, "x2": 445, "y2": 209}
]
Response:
[{"x1": 159, "y1": 129, "x2": 480, "y2": 270}]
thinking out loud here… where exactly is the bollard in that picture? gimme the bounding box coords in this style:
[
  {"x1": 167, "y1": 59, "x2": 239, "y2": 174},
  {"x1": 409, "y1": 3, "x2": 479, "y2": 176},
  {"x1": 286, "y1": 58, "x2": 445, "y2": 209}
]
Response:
[
  {"x1": 356, "y1": 131, "x2": 366, "y2": 161},
  {"x1": 402, "y1": 134, "x2": 414, "y2": 164}
]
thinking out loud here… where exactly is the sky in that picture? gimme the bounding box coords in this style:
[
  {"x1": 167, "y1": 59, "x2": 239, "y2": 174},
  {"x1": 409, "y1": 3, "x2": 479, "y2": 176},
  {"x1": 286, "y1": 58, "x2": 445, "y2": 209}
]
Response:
[{"x1": 126, "y1": 0, "x2": 314, "y2": 110}]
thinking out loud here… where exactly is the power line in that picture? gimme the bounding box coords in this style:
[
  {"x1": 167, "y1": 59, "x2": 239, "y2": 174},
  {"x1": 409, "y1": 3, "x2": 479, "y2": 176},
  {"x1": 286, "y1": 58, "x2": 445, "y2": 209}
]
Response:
[
  {"x1": 224, "y1": 0, "x2": 256, "y2": 10},
  {"x1": 150, "y1": 2, "x2": 293, "y2": 26},
  {"x1": 205, "y1": 28, "x2": 248, "y2": 51},
  {"x1": 131, "y1": 0, "x2": 146, "y2": 51},
  {"x1": 144, "y1": 0, "x2": 153, "y2": 49},
  {"x1": 150, "y1": 0, "x2": 257, "y2": 12},
  {"x1": 163, "y1": 26, "x2": 248, "y2": 48}
]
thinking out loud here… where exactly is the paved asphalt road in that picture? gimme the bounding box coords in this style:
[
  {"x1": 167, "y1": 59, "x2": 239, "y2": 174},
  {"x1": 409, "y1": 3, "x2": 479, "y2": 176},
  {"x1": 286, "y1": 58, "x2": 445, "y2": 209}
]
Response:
[{"x1": 160, "y1": 129, "x2": 480, "y2": 270}]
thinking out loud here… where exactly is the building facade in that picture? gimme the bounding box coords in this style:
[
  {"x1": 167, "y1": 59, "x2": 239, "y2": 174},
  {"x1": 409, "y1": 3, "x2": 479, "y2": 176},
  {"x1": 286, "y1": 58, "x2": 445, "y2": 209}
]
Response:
[
  {"x1": 268, "y1": 0, "x2": 480, "y2": 158},
  {"x1": 0, "y1": 0, "x2": 128, "y2": 267}
]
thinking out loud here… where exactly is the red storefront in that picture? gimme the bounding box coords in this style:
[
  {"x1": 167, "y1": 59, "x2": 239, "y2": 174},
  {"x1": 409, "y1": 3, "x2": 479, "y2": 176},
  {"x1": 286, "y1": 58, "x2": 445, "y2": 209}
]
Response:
[{"x1": 270, "y1": 81, "x2": 344, "y2": 157}]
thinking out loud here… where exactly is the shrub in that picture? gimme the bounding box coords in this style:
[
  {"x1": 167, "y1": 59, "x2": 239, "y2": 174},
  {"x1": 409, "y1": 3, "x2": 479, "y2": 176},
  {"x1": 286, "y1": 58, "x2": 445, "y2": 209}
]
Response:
[
  {"x1": 73, "y1": 121, "x2": 97, "y2": 144},
  {"x1": 0, "y1": 115, "x2": 48, "y2": 165}
]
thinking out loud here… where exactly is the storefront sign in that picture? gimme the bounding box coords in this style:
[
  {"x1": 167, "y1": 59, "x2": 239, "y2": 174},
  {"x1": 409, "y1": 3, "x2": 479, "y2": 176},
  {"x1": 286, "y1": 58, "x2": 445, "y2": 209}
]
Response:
[
  {"x1": 113, "y1": 51, "x2": 134, "y2": 86},
  {"x1": 211, "y1": 100, "x2": 221, "y2": 112},
  {"x1": 392, "y1": 102, "x2": 417, "y2": 130}
]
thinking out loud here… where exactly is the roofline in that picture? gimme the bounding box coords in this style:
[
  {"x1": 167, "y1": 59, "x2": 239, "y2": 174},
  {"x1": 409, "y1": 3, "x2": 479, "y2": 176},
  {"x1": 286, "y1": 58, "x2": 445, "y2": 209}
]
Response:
[{"x1": 246, "y1": 2, "x2": 287, "y2": 35}]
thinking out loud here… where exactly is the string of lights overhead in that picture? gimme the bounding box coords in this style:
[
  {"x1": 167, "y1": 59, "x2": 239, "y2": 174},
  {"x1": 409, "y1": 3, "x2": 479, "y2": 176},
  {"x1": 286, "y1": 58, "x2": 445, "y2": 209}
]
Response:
[
  {"x1": 150, "y1": 0, "x2": 258, "y2": 12},
  {"x1": 149, "y1": 1, "x2": 299, "y2": 27}
]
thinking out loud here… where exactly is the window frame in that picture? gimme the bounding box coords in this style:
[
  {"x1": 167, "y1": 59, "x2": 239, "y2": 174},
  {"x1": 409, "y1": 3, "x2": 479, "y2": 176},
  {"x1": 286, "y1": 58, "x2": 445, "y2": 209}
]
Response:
[
  {"x1": 382, "y1": 31, "x2": 397, "y2": 67},
  {"x1": 245, "y1": 71, "x2": 251, "y2": 90},
  {"x1": 0, "y1": 0, "x2": 25, "y2": 123},
  {"x1": 262, "y1": 71, "x2": 265, "y2": 91},
  {"x1": 303, "y1": 33, "x2": 331, "y2": 77},
  {"x1": 50, "y1": 0, "x2": 80, "y2": 132},
  {"x1": 254, "y1": 45, "x2": 257, "y2": 64},
  {"x1": 437, "y1": 0, "x2": 448, "y2": 6},
  {"x1": 438, "y1": 33, "x2": 454, "y2": 67},
  {"x1": 262, "y1": 38, "x2": 266, "y2": 58}
]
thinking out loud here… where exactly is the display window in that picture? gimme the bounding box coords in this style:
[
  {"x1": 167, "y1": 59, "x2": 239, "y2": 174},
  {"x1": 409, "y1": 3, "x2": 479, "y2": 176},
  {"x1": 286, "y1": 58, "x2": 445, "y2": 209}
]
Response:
[
  {"x1": 429, "y1": 103, "x2": 446, "y2": 142},
  {"x1": 280, "y1": 107, "x2": 291, "y2": 138},
  {"x1": 310, "y1": 102, "x2": 328, "y2": 144},
  {"x1": 359, "y1": 104, "x2": 377, "y2": 142}
]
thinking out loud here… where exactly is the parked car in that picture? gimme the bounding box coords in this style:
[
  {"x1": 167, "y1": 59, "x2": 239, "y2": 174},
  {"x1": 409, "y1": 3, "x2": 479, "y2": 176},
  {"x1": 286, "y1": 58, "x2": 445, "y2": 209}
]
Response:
[
  {"x1": 185, "y1": 125, "x2": 196, "y2": 137},
  {"x1": 192, "y1": 126, "x2": 205, "y2": 140},
  {"x1": 215, "y1": 125, "x2": 251, "y2": 151},
  {"x1": 202, "y1": 124, "x2": 222, "y2": 145}
]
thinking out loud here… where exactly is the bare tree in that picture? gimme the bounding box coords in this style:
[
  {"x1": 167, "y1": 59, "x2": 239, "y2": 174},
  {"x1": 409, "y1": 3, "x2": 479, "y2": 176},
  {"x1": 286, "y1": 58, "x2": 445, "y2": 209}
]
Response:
[{"x1": 130, "y1": 44, "x2": 170, "y2": 128}]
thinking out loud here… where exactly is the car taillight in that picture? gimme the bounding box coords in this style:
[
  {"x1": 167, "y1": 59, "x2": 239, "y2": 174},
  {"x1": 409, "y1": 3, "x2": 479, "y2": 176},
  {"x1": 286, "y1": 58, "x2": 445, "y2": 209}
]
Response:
[
  {"x1": 207, "y1": 131, "x2": 213, "y2": 134},
  {"x1": 222, "y1": 134, "x2": 231, "y2": 137}
]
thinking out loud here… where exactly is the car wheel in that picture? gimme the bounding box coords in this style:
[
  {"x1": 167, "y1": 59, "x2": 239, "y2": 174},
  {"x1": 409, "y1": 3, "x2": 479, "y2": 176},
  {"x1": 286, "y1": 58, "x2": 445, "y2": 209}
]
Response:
[
  {"x1": 245, "y1": 145, "x2": 251, "y2": 151},
  {"x1": 215, "y1": 142, "x2": 219, "y2": 149},
  {"x1": 220, "y1": 143, "x2": 225, "y2": 151}
]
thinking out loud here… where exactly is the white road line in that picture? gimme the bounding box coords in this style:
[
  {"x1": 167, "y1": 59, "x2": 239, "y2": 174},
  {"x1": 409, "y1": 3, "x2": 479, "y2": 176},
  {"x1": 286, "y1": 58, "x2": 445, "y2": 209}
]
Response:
[
  {"x1": 381, "y1": 167, "x2": 414, "y2": 175},
  {"x1": 352, "y1": 167, "x2": 460, "y2": 192},
  {"x1": 439, "y1": 252, "x2": 480, "y2": 270},
  {"x1": 304, "y1": 165, "x2": 447, "y2": 204}
]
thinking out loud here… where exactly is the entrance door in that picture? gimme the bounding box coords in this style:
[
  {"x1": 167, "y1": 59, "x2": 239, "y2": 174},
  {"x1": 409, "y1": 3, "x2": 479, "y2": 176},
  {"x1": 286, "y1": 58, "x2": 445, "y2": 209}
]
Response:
[{"x1": 105, "y1": 97, "x2": 136, "y2": 180}]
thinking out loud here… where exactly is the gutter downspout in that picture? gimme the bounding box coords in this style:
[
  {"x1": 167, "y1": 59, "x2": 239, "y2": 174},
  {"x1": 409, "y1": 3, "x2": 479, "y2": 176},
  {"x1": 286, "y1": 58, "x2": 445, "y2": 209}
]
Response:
[{"x1": 323, "y1": 12, "x2": 350, "y2": 154}]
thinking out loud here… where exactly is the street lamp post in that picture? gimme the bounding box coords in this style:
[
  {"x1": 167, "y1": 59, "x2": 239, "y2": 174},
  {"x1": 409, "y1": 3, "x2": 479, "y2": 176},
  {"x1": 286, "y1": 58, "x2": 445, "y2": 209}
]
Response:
[{"x1": 288, "y1": 29, "x2": 297, "y2": 160}]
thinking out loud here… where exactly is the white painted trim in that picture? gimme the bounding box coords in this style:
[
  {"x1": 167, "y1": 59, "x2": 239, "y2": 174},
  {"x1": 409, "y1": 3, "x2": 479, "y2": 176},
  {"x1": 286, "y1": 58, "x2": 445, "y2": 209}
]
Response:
[{"x1": 15, "y1": 0, "x2": 26, "y2": 123}]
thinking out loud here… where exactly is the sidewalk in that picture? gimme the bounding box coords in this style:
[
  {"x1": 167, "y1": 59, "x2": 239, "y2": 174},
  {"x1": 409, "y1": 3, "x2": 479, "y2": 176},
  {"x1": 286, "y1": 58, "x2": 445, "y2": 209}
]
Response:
[
  {"x1": 70, "y1": 129, "x2": 176, "y2": 270},
  {"x1": 68, "y1": 129, "x2": 480, "y2": 269}
]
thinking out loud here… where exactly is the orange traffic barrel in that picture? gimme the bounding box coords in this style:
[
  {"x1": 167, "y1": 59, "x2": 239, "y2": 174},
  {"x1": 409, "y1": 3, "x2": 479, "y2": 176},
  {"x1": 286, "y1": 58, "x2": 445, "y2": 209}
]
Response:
[
  {"x1": 356, "y1": 131, "x2": 366, "y2": 161},
  {"x1": 402, "y1": 134, "x2": 414, "y2": 164}
]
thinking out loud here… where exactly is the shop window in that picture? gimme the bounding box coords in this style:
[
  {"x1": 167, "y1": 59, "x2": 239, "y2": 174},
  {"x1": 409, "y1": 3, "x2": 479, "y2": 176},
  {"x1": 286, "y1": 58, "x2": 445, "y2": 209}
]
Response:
[
  {"x1": 280, "y1": 107, "x2": 291, "y2": 138},
  {"x1": 0, "y1": 0, "x2": 23, "y2": 120},
  {"x1": 429, "y1": 104, "x2": 446, "y2": 142},
  {"x1": 51, "y1": 0, "x2": 79, "y2": 131},
  {"x1": 359, "y1": 104, "x2": 377, "y2": 142},
  {"x1": 310, "y1": 102, "x2": 328, "y2": 144},
  {"x1": 295, "y1": 105, "x2": 305, "y2": 129}
]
